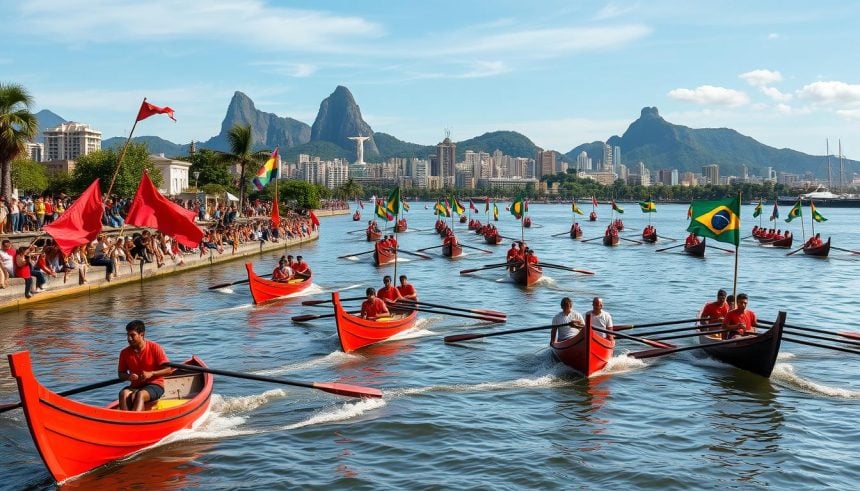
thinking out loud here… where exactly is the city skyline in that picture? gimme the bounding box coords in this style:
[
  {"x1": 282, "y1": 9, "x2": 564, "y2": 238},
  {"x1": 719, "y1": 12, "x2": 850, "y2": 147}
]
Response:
[{"x1": 3, "y1": 1, "x2": 860, "y2": 157}]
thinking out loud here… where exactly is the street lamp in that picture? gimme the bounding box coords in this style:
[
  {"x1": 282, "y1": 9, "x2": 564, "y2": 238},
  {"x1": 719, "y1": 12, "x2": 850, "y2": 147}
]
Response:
[{"x1": 193, "y1": 171, "x2": 200, "y2": 190}]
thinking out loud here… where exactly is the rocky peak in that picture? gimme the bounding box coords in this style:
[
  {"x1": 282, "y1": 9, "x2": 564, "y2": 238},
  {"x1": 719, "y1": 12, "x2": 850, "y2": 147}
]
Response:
[{"x1": 311, "y1": 86, "x2": 378, "y2": 157}]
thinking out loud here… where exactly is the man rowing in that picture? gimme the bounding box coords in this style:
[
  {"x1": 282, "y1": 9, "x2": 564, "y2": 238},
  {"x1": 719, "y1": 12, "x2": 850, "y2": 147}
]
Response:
[
  {"x1": 360, "y1": 287, "x2": 390, "y2": 320},
  {"x1": 377, "y1": 275, "x2": 404, "y2": 302},
  {"x1": 506, "y1": 243, "x2": 520, "y2": 264},
  {"x1": 271, "y1": 256, "x2": 293, "y2": 282},
  {"x1": 117, "y1": 320, "x2": 171, "y2": 411},
  {"x1": 701, "y1": 289, "x2": 729, "y2": 322},
  {"x1": 685, "y1": 233, "x2": 701, "y2": 247},
  {"x1": 588, "y1": 297, "x2": 614, "y2": 340},
  {"x1": 551, "y1": 297, "x2": 585, "y2": 342},
  {"x1": 292, "y1": 255, "x2": 311, "y2": 279},
  {"x1": 722, "y1": 293, "x2": 758, "y2": 339},
  {"x1": 397, "y1": 275, "x2": 418, "y2": 301}
]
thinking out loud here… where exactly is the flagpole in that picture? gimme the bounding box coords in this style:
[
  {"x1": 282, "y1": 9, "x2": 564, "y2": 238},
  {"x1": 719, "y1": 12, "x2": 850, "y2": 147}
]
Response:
[
  {"x1": 810, "y1": 200, "x2": 816, "y2": 238},
  {"x1": 732, "y1": 192, "x2": 741, "y2": 300},
  {"x1": 393, "y1": 190, "x2": 399, "y2": 285},
  {"x1": 799, "y1": 200, "x2": 806, "y2": 241},
  {"x1": 106, "y1": 98, "x2": 146, "y2": 199}
]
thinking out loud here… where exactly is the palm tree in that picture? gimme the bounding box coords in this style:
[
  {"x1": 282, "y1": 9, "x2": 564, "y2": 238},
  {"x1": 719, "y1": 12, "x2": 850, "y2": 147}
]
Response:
[
  {"x1": 218, "y1": 124, "x2": 268, "y2": 215},
  {"x1": 0, "y1": 83, "x2": 38, "y2": 198}
]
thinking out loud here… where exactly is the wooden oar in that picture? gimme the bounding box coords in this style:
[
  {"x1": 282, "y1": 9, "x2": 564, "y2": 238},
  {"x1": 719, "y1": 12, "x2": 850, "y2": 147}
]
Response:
[
  {"x1": 389, "y1": 304, "x2": 505, "y2": 323},
  {"x1": 535, "y1": 263, "x2": 595, "y2": 275},
  {"x1": 831, "y1": 246, "x2": 860, "y2": 255},
  {"x1": 649, "y1": 328, "x2": 734, "y2": 342},
  {"x1": 656, "y1": 235, "x2": 677, "y2": 242},
  {"x1": 613, "y1": 317, "x2": 709, "y2": 332},
  {"x1": 630, "y1": 336, "x2": 750, "y2": 359},
  {"x1": 581, "y1": 236, "x2": 603, "y2": 243},
  {"x1": 337, "y1": 249, "x2": 375, "y2": 259},
  {"x1": 590, "y1": 326, "x2": 674, "y2": 349},
  {"x1": 781, "y1": 328, "x2": 860, "y2": 348},
  {"x1": 655, "y1": 243, "x2": 685, "y2": 253},
  {"x1": 760, "y1": 319, "x2": 860, "y2": 340},
  {"x1": 0, "y1": 377, "x2": 123, "y2": 414},
  {"x1": 415, "y1": 244, "x2": 444, "y2": 252},
  {"x1": 460, "y1": 244, "x2": 493, "y2": 254},
  {"x1": 396, "y1": 248, "x2": 433, "y2": 260},
  {"x1": 460, "y1": 263, "x2": 512, "y2": 275},
  {"x1": 782, "y1": 336, "x2": 860, "y2": 355},
  {"x1": 499, "y1": 235, "x2": 520, "y2": 242},
  {"x1": 786, "y1": 245, "x2": 805, "y2": 256},
  {"x1": 708, "y1": 244, "x2": 736, "y2": 254},
  {"x1": 292, "y1": 310, "x2": 360, "y2": 322},
  {"x1": 209, "y1": 274, "x2": 271, "y2": 290},
  {"x1": 619, "y1": 237, "x2": 644, "y2": 245},
  {"x1": 397, "y1": 299, "x2": 506, "y2": 319},
  {"x1": 302, "y1": 296, "x2": 364, "y2": 306},
  {"x1": 165, "y1": 362, "x2": 382, "y2": 398},
  {"x1": 616, "y1": 322, "x2": 719, "y2": 338},
  {"x1": 445, "y1": 323, "x2": 567, "y2": 343},
  {"x1": 739, "y1": 234, "x2": 754, "y2": 240}
]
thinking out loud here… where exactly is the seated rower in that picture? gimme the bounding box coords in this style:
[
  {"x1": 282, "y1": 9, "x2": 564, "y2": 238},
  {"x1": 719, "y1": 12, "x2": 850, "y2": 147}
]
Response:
[
  {"x1": 271, "y1": 257, "x2": 293, "y2": 282},
  {"x1": 506, "y1": 243, "x2": 520, "y2": 264},
  {"x1": 722, "y1": 293, "x2": 757, "y2": 339},
  {"x1": 397, "y1": 275, "x2": 418, "y2": 301},
  {"x1": 524, "y1": 247, "x2": 539, "y2": 264},
  {"x1": 699, "y1": 289, "x2": 729, "y2": 330},
  {"x1": 551, "y1": 297, "x2": 585, "y2": 342},
  {"x1": 360, "y1": 287, "x2": 389, "y2": 320},
  {"x1": 377, "y1": 275, "x2": 404, "y2": 303},
  {"x1": 685, "y1": 233, "x2": 700, "y2": 246},
  {"x1": 292, "y1": 255, "x2": 311, "y2": 279}
]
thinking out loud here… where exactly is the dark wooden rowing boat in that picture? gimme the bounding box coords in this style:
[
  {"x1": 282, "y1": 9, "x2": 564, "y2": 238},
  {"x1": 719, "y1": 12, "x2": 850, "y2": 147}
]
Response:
[
  {"x1": 373, "y1": 241, "x2": 397, "y2": 266},
  {"x1": 570, "y1": 225, "x2": 583, "y2": 239},
  {"x1": 8, "y1": 351, "x2": 213, "y2": 483},
  {"x1": 761, "y1": 235, "x2": 793, "y2": 248},
  {"x1": 246, "y1": 263, "x2": 313, "y2": 304},
  {"x1": 550, "y1": 314, "x2": 615, "y2": 377},
  {"x1": 459, "y1": 215, "x2": 467, "y2": 223},
  {"x1": 642, "y1": 229, "x2": 657, "y2": 243},
  {"x1": 352, "y1": 211, "x2": 361, "y2": 221},
  {"x1": 484, "y1": 232, "x2": 502, "y2": 245},
  {"x1": 442, "y1": 242, "x2": 463, "y2": 258},
  {"x1": 589, "y1": 211, "x2": 597, "y2": 222},
  {"x1": 684, "y1": 237, "x2": 706, "y2": 257},
  {"x1": 509, "y1": 261, "x2": 542, "y2": 287},
  {"x1": 602, "y1": 234, "x2": 619, "y2": 246},
  {"x1": 803, "y1": 237, "x2": 831, "y2": 257},
  {"x1": 523, "y1": 217, "x2": 532, "y2": 228},
  {"x1": 700, "y1": 311, "x2": 785, "y2": 377}
]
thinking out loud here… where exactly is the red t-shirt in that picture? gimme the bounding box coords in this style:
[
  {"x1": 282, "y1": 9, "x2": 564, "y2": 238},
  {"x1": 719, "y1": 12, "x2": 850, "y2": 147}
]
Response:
[
  {"x1": 701, "y1": 301, "x2": 729, "y2": 321},
  {"x1": 293, "y1": 262, "x2": 309, "y2": 274},
  {"x1": 118, "y1": 340, "x2": 169, "y2": 388},
  {"x1": 361, "y1": 297, "x2": 389, "y2": 319},
  {"x1": 724, "y1": 309, "x2": 757, "y2": 336},
  {"x1": 397, "y1": 284, "x2": 417, "y2": 298},
  {"x1": 377, "y1": 285, "x2": 402, "y2": 302},
  {"x1": 506, "y1": 249, "x2": 520, "y2": 262}
]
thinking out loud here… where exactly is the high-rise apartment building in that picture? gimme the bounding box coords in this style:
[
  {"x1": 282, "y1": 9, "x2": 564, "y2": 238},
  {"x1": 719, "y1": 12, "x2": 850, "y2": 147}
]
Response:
[
  {"x1": 536, "y1": 149, "x2": 556, "y2": 179},
  {"x1": 701, "y1": 164, "x2": 720, "y2": 185},
  {"x1": 576, "y1": 151, "x2": 590, "y2": 172},
  {"x1": 43, "y1": 122, "x2": 101, "y2": 160},
  {"x1": 436, "y1": 137, "x2": 456, "y2": 185},
  {"x1": 613, "y1": 146, "x2": 621, "y2": 170},
  {"x1": 602, "y1": 143, "x2": 613, "y2": 172},
  {"x1": 26, "y1": 142, "x2": 44, "y2": 162}
]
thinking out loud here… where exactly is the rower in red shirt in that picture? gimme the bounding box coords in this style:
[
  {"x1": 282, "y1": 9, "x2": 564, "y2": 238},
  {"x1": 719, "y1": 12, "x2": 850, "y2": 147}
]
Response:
[
  {"x1": 524, "y1": 247, "x2": 539, "y2": 264},
  {"x1": 700, "y1": 289, "x2": 729, "y2": 327},
  {"x1": 360, "y1": 288, "x2": 390, "y2": 320},
  {"x1": 377, "y1": 275, "x2": 404, "y2": 303},
  {"x1": 292, "y1": 255, "x2": 311, "y2": 279},
  {"x1": 722, "y1": 293, "x2": 758, "y2": 339},
  {"x1": 397, "y1": 275, "x2": 418, "y2": 301},
  {"x1": 685, "y1": 233, "x2": 700, "y2": 246},
  {"x1": 271, "y1": 257, "x2": 293, "y2": 282}
]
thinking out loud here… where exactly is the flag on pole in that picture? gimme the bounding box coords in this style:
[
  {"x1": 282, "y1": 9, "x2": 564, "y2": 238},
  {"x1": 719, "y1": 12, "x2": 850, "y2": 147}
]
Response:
[
  {"x1": 434, "y1": 200, "x2": 450, "y2": 217},
  {"x1": 493, "y1": 203, "x2": 499, "y2": 221},
  {"x1": 136, "y1": 99, "x2": 176, "y2": 122},
  {"x1": 785, "y1": 200, "x2": 802, "y2": 222},
  {"x1": 451, "y1": 196, "x2": 466, "y2": 215},
  {"x1": 510, "y1": 194, "x2": 525, "y2": 218},
  {"x1": 252, "y1": 147, "x2": 279, "y2": 190},
  {"x1": 485, "y1": 197, "x2": 490, "y2": 212},
  {"x1": 125, "y1": 171, "x2": 203, "y2": 248},
  {"x1": 402, "y1": 200, "x2": 410, "y2": 212},
  {"x1": 592, "y1": 196, "x2": 599, "y2": 208},
  {"x1": 687, "y1": 205, "x2": 692, "y2": 220},
  {"x1": 769, "y1": 202, "x2": 779, "y2": 221},
  {"x1": 753, "y1": 199, "x2": 763, "y2": 218},
  {"x1": 611, "y1": 199, "x2": 624, "y2": 214},
  {"x1": 357, "y1": 198, "x2": 364, "y2": 209},
  {"x1": 386, "y1": 187, "x2": 401, "y2": 215},
  {"x1": 638, "y1": 197, "x2": 656, "y2": 213},
  {"x1": 686, "y1": 196, "x2": 741, "y2": 246},
  {"x1": 376, "y1": 202, "x2": 393, "y2": 221},
  {"x1": 469, "y1": 199, "x2": 478, "y2": 212},
  {"x1": 271, "y1": 194, "x2": 281, "y2": 228},
  {"x1": 572, "y1": 200, "x2": 584, "y2": 215},
  {"x1": 810, "y1": 200, "x2": 827, "y2": 222},
  {"x1": 524, "y1": 198, "x2": 529, "y2": 212},
  {"x1": 43, "y1": 179, "x2": 104, "y2": 255}
]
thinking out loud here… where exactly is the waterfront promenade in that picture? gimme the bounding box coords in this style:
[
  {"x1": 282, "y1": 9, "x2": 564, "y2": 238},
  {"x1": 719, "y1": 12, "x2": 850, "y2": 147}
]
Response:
[{"x1": 0, "y1": 209, "x2": 345, "y2": 312}]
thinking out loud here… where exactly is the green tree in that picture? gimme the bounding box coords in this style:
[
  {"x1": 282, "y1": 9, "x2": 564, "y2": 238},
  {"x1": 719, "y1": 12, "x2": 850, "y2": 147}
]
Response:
[
  {"x1": 72, "y1": 143, "x2": 162, "y2": 197},
  {"x1": 46, "y1": 171, "x2": 75, "y2": 196},
  {"x1": 217, "y1": 124, "x2": 268, "y2": 214},
  {"x1": 334, "y1": 178, "x2": 364, "y2": 200},
  {"x1": 280, "y1": 179, "x2": 320, "y2": 209},
  {"x1": 11, "y1": 158, "x2": 47, "y2": 194},
  {"x1": 181, "y1": 148, "x2": 234, "y2": 190},
  {"x1": 0, "y1": 83, "x2": 38, "y2": 198}
]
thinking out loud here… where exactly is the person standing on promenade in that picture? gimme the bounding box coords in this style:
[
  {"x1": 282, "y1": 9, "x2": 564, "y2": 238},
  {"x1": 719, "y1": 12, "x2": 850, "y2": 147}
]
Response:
[
  {"x1": 588, "y1": 297, "x2": 614, "y2": 340},
  {"x1": 117, "y1": 320, "x2": 171, "y2": 411},
  {"x1": 551, "y1": 297, "x2": 585, "y2": 342}
]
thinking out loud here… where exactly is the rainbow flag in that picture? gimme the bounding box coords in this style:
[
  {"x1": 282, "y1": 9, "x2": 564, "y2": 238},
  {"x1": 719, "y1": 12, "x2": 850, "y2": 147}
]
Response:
[{"x1": 252, "y1": 147, "x2": 279, "y2": 190}]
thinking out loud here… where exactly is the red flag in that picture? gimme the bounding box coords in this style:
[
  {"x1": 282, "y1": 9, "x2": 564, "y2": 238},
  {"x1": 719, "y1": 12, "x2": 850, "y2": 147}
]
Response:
[
  {"x1": 43, "y1": 179, "x2": 104, "y2": 255},
  {"x1": 136, "y1": 99, "x2": 176, "y2": 122},
  {"x1": 469, "y1": 199, "x2": 478, "y2": 212},
  {"x1": 271, "y1": 197, "x2": 281, "y2": 229},
  {"x1": 125, "y1": 171, "x2": 203, "y2": 248},
  {"x1": 309, "y1": 211, "x2": 320, "y2": 226},
  {"x1": 592, "y1": 196, "x2": 598, "y2": 207},
  {"x1": 485, "y1": 197, "x2": 490, "y2": 212}
]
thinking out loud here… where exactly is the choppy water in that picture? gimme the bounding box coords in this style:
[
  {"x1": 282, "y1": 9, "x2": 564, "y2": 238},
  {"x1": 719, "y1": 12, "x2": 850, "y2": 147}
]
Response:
[{"x1": 1, "y1": 203, "x2": 859, "y2": 490}]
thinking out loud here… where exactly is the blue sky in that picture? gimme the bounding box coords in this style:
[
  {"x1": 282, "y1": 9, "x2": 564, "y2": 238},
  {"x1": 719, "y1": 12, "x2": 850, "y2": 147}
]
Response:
[{"x1": 3, "y1": 0, "x2": 859, "y2": 158}]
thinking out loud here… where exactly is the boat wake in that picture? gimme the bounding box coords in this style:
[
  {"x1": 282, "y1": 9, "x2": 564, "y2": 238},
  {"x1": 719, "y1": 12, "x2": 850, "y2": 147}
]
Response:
[
  {"x1": 533, "y1": 276, "x2": 558, "y2": 288},
  {"x1": 256, "y1": 351, "x2": 358, "y2": 375},
  {"x1": 276, "y1": 397, "x2": 387, "y2": 431},
  {"x1": 771, "y1": 364, "x2": 860, "y2": 399},
  {"x1": 595, "y1": 354, "x2": 648, "y2": 375},
  {"x1": 389, "y1": 374, "x2": 570, "y2": 398},
  {"x1": 284, "y1": 283, "x2": 325, "y2": 298}
]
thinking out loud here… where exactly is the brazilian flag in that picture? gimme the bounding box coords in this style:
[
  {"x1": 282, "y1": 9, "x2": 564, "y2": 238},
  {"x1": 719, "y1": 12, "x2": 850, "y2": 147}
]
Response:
[
  {"x1": 572, "y1": 200, "x2": 584, "y2": 215},
  {"x1": 810, "y1": 201, "x2": 827, "y2": 223},
  {"x1": 785, "y1": 200, "x2": 802, "y2": 223},
  {"x1": 386, "y1": 187, "x2": 401, "y2": 215},
  {"x1": 639, "y1": 198, "x2": 656, "y2": 213},
  {"x1": 510, "y1": 194, "x2": 525, "y2": 218},
  {"x1": 451, "y1": 195, "x2": 465, "y2": 215},
  {"x1": 434, "y1": 200, "x2": 449, "y2": 217},
  {"x1": 752, "y1": 199, "x2": 763, "y2": 218},
  {"x1": 686, "y1": 197, "x2": 741, "y2": 246},
  {"x1": 493, "y1": 203, "x2": 499, "y2": 221}
]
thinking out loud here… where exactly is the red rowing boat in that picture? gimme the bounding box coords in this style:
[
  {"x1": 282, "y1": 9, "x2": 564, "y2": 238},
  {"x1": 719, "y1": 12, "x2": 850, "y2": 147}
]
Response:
[
  {"x1": 570, "y1": 224, "x2": 583, "y2": 239},
  {"x1": 508, "y1": 261, "x2": 542, "y2": 287},
  {"x1": 352, "y1": 211, "x2": 361, "y2": 221},
  {"x1": 394, "y1": 219, "x2": 408, "y2": 233},
  {"x1": 589, "y1": 211, "x2": 597, "y2": 221},
  {"x1": 7, "y1": 351, "x2": 213, "y2": 483},
  {"x1": 442, "y1": 241, "x2": 463, "y2": 258},
  {"x1": 523, "y1": 217, "x2": 532, "y2": 228},
  {"x1": 550, "y1": 314, "x2": 615, "y2": 377},
  {"x1": 602, "y1": 233, "x2": 619, "y2": 246},
  {"x1": 684, "y1": 238, "x2": 706, "y2": 257},
  {"x1": 366, "y1": 229, "x2": 382, "y2": 241},
  {"x1": 332, "y1": 291, "x2": 419, "y2": 353},
  {"x1": 245, "y1": 263, "x2": 313, "y2": 304},
  {"x1": 373, "y1": 241, "x2": 396, "y2": 266},
  {"x1": 484, "y1": 232, "x2": 502, "y2": 245},
  {"x1": 803, "y1": 237, "x2": 831, "y2": 257},
  {"x1": 642, "y1": 228, "x2": 657, "y2": 243},
  {"x1": 459, "y1": 215, "x2": 467, "y2": 223}
]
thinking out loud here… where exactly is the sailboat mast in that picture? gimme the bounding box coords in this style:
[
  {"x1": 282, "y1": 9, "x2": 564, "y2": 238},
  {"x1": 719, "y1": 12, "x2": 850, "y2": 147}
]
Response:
[
  {"x1": 827, "y1": 138, "x2": 832, "y2": 192},
  {"x1": 839, "y1": 139, "x2": 845, "y2": 193}
]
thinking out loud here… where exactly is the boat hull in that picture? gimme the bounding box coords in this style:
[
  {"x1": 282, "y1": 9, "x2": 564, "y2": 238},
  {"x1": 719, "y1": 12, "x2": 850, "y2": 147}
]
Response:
[
  {"x1": 642, "y1": 230, "x2": 657, "y2": 243},
  {"x1": 602, "y1": 234, "x2": 619, "y2": 246},
  {"x1": 589, "y1": 212, "x2": 597, "y2": 221},
  {"x1": 332, "y1": 292, "x2": 418, "y2": 353},
  {"x1": 8, "y1": 351, "x2": 213, "y2": 483},
  {"x1": 352, "y1": 211, "x2": 361, "y2": 221},
  {"x1": 442, "y1": 243, "x2": 463, "y2": 258},
  {"x1": 523, "y1": 217, "x2": 532, "y2": 228},
  {"x1": 246, "y1": 263, "x2": 313, "y2": 304},
  {"x1": 366, "y1": 230, "x2": 382, "y2": 242},
  {"x1": 509, "y1": 262, "x2": 542, "y2": 287},
  {"x1": 570, "y1": 227, "x2": 583, "y2": 239},
  {"x1": 550, "y1": 314, "x2": 615, "y2": 377},
  {"x1": 684, "y1": 238, "x2": 706, "y2": 257},
  {"x1": 702, "y1": 311, "x2": 785, "y2": 377},
  {"x1": 803, "y1": 237, "x2": 831, "y2": 257},
  {"x1": 394, "y1": 220, "x2": 408, "y2": 233},
  {"x1": 373, "y1": 242, "x2": 397, "y2": 266},
  {"x1": 484, "y1": 233, "x2": 502, "y2": 245},
  {"x1": 459, "y1": 215, "x2": 467, "y2": 223}
]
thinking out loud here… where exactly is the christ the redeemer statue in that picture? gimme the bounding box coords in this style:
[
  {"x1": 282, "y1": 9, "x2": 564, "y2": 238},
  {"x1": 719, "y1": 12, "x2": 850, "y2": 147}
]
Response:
[{"x1": 348, "y1": 136, "x2": 370, "y2": 165}]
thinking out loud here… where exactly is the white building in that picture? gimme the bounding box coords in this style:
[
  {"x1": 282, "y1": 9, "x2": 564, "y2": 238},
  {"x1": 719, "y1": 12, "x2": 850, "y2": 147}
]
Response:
[
  {"x1": 577, "y1": 151, "x2": 591, "y2": 171},
  {"x1": 44, "y1": 122, "x2": 101, "y2": 161},
  {"x1": 150, "y1": 153, "x2": 191, "y2": 195},
  {"x1": 27, "y1": 142, "x2": 44, "y2": 162},
  {"x1": 325, "y1": 161, "x2": 350, "y2": 188}
]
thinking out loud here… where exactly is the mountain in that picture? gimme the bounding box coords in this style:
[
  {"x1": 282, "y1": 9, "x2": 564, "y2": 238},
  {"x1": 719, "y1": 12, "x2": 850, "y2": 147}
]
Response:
[
  {"x1": 455, "y1": 131, "x2": 539, "y2": 160},
  {"x1": 566, "y1": 107, "x2": 857, "y2": 178},
  {"x1": 375, "y1": 132, "x2": 433, "y2": 160},
  {"x1": 103, "y1": 136, "x2": 188, "y2": 156},
  {"x1": 311, "y1": 86, "x2": 379, "y2": 157},
  {"x1": 34, "y1": 109, "x2": 66, "y2": 143},
  {"x1": 201, "y1": 91, "x2": 310, "y2": 152}
]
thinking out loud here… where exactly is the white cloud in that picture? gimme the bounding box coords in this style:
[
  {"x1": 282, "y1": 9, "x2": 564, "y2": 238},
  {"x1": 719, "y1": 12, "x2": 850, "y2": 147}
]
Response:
[
  {"x1": 836, "y1": 108, "x2": 860, "y2": 119},
  {"x1": 797, "y1": 81, "x2": 860, "y2": 104},
  {"x1": 460, "y1": 61, "x2": 510, "y2": 78},
  {"x1": 761, "y1": 86, "x2": 792, "y2": 102},
  {"x1": 776, "y1": 103, "x2": 792, "y2": 114},
  {"x1": 768, "y1": 33, "x2": 780, "y2": 40},
  {"x1": 739, "y1": 69, "x2": 783, "y2": 87},
  {"x1": 667, "y1": 85, "x2": 750, "y2": 107},
  {"x1": 593, "y1": 2, "x2": 639, "y2": 20}
]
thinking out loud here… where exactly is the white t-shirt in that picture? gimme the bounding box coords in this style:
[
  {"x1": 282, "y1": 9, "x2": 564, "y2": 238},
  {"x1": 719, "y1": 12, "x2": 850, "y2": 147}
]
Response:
[
  {"x1": 0, "y1": 250, "x2": 13, "y2": 275},
  {"x1": 552, "y1": 310, "x2": 585, "y2": 340},
  {"x1": 589, "y1": 310, "x2": 614, "y2": 338}
]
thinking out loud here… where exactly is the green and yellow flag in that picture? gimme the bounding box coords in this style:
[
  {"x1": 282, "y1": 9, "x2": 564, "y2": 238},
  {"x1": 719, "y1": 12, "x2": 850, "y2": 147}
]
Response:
[
  {"x1": 752, "y1": 199, "x2": 763, "y2": 218},
  {"x1": 572, "y1": 200, "x2": 584, "y2": 215},
  {"x1": 493, "y1": 203, "x2": 499, "y2": 221},
  {"x1": 785, "y1": 200, "x2": 802, "y2": 223},
  {"x1": 434, "y1": 200, "x2": 449, "y2": 217},
  {"x1": 386, "y1": 187, "x2": 401, "y2": 215},
  {"x1": 611, "y1": 199, "x2": 624, "y2": 214},
  {"x1": 451, "y1": 195, "x2": 465, "y2": 215},
  {"x1": 639, "y1": 197, "x2": 656, "y2": 213},
  {"x1": 810, "y1": 200, "x2": 827, "y2": 223},
  {"x1": 376, "y1": 202, "x2": 393, "y2": 221},
  {"x1": 686, "y1": 196, "x2": 741, "y2": 246},
  {"x1": 510, "y1": 194, "x2": 525, "y2": 218}
]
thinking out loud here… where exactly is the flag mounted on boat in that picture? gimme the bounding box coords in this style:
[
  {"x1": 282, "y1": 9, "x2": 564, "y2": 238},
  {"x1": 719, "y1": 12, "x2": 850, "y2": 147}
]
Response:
[
  {"x1": 125, "y1": 171, "x2": 203, "y2": 248},
  {"x1": 753, "y1": 199, "x2": 763, "y2": 218},
  {"x1": 252, "y1": 147, "x2": 279, "y2": 190},
  {"x1": 376, "y1": 202, "x2": 393, "y2": 221},
  {"x1": 810, "y1": 200, "x2": 827, "y2": 222},
  {"x1": 485, "y1": 197, "x2": 490, "y2": 212},
  {"x1": 592, "y1": 196, "x2": 598, "y2": 208},
  {"x1": 769, "y1": 202, "x2": 779, "y2": 221},
  {"x1": 402, "y1": 201, "x2": 410, "y2": 212},
  {"x1": 386, "y1": 187, "x2": 401, "y2": 215},
  {"x1": 493, "y1": 202, "x2": 499, "y2": 221},
  {"x1": 43, "y1": 179, "x2": 104, "y2": 255},
  {"x1": 687, "y1": 205, "x2": 692, "y2": 220},
  {"x1": 451, "y1": 196, "x2": 466, "y2": 215},
  {"x1": 638, "y1": 198, "x2": 656, "y2": 213},
  {"x1": 136, "y1": 98, "x2": 176, "y2": 122},
  {"x1": 434, "y1": 200, "x2": 450, "y2": 217},
  {"x1": 510, "y1": 194, "x2": 525, "y2": 219},
  {"x1": 357, "y1": 198, "x2": 364, "y2": 209},
  {"x1": 611, "y1": 199, "x2": 624, "y2": 214},
  {"x1": 785, "y1": 200, "x2": 802, "y2": 223},
  {"x1": 572, "y1": 200, "x2": 584, "y2": 215},
  {"x1": 469, "y1": 199, "x2": 478, "y2": 212},
  {"x1": 686, "y1": 196, "x2": 741, "y2": 246}
]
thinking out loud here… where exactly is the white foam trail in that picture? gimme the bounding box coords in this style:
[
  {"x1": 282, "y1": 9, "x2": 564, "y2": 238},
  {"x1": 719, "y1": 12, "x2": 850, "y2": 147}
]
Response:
[
  {"x1": 282, "y1": 283, "x2": 325, "y2": 298},
  {"x1": 257, "y1": 351, "x2": 360, "y2": 375},
  {"x1": 277, "y1": 397, "x2": 387, "y2": 430},
  {"x1": 389, "y1": 374, "x2": 569, "y2": 397},
  {"x1": 771, "y1": 364, "x2": 860, "y2": 399},
  {"x1": 595, "y1": 354, "x2": 648, "y2": 375},
  {"x1": 213, "y1": 390, "x2": 288, "y2": 414},
  {"x1": 777, "y1": 351, "x2": 796, "y2": 360},
  {"x1": 211, "y1": 303, "x2": 254, "y2": 313},
  {"x1": 215, "y1": 287, "x2": 234, "y2": 294}
]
